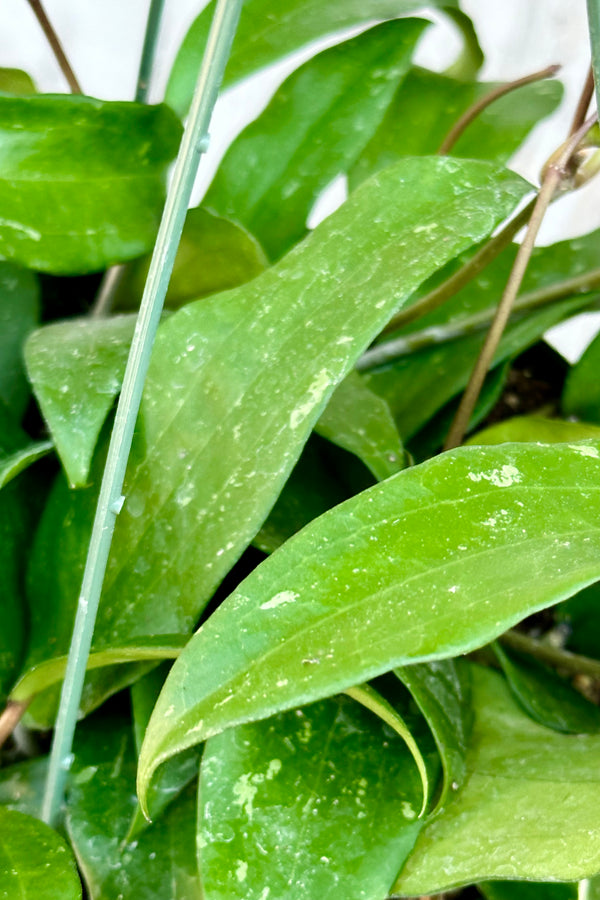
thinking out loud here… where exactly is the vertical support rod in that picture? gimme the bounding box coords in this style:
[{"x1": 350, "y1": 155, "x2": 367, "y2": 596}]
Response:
[
  {"x1": 136, "y1": 0, "x2": 167, "y2": 104},
  {"x1": 42, "y1": 0, "x2": 242, "y2": 827}
]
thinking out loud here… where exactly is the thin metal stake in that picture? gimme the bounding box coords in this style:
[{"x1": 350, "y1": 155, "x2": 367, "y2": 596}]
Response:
[{"x1": 42, "y1": 0, "x2": 242, "y2": 827}]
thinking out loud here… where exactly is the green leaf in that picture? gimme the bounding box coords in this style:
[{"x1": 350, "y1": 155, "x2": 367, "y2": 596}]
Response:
[
  {"x1": 0, "y1": 96, "x2": 181, "y2": 274},
  {"x1": 364, "y1": 227, "x2": 600, "y2": 441},
  {"x1": 165, "y1": 0, "x2": 458, "y2": 118},
  {"x1": 114, "y1": 207, "x2": 267, "y2": 311},
  {"x1": 0, "y1": 756, "x2": 48, "y2": 818},
  {"x1": 493, "y1": 642, "x2": 600, "y2": 734},
  {"x1": 0, "y1": 400, "x2": 51, "y2": 488},
  {"x1": 0, "y1": 807, "x2": 82, "y2": 900},
  {"x1": 563, "y1": 329, "x2": 600, "y2": 423},
  {"x1": 0, "y1": 262, "x2": 39, "y2": 418},
  {"x1": 25, "y1": 315, "x2": 136, "y2": 488},
  {"x1": 138, "y1": 440, "x2": 600, "y2": 808},
  {"x1": 395, "y1": 659, "x2": 472, "y2": 810},
  {"x1": 394, "y1": 665, "x2": 600, "y2": 892},
  {"x1": 20, "y1": 158, "x2": 528, "y2": 718},
  {"x1": 467, "y1": 415, "x2": 600, "y2": 446},
  {"x1": 351, "y1": 66, "x2": 562, "y2": 188},
  {"x1": 479, "y1": 882, "x2": 577, "y2": 900},
  {"x1": 0, "y1": 67, "x2": 36, "y2": 94},
  {"x1": 66, "y1": 714, "x2": 201, "y2": 900},
  {"x1": 315, "y1": 372, "x2": 405, "y2": 481},
  {"x1": 204, "y1": 18, "x2": 428, "y2": 260},
  {"x1": 198, "y1": 696, "x2": 428, "y2": 900}
]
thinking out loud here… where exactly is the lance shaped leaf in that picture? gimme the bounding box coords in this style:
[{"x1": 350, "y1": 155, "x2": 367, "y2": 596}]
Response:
[
  {"x1": 19, "y1": 157, "x2": 528, "y2": 717},
  {"x1": 166, "y1": 0, "x2": 458, "y2": 118},
  {"x1": 0, "y1": 807, "x2": 82, "y2": 900},
  {"x1": 204, "y1": 18, "x2": 427, "y2": 260},
  {"x1": 0, "y1": 95, "x2": 181, "y2": 274},
  {"x1": 198, "y1": 696, "x2": 431, "y2": 900},
  {"x1": 138, "y1": 440, "x2": 600, "y2": 810},
  {"x1": 25, "y1": 315, "x2": 137, "y2": 488},
  {"x1": 351, "y1": 66, "x2": 561, "y2": 187},
  {"x1": 394, "y1": 665, "x2": 600, "y2": 893}
]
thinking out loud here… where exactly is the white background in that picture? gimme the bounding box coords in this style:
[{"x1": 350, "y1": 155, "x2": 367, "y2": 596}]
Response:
[{"x1": 1, "y1": 0, "x2": 598, "y2": 358}]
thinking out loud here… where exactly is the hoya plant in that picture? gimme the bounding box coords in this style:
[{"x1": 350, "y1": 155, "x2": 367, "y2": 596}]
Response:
[{"x1": 4, "y1": 0, "x2": 600, "y2": 897}]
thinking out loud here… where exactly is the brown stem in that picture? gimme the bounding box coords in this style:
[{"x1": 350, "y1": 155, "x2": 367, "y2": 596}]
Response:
[
  {"x1": 569, "y1": 65, "x2": 595, "y2": 136},
  {"x1": 501, "y1": 631, "x2": 600, "y2": 681},
  {"x1": 91, "y1": 264, "x2": 126, "y2": 318},
  {"x1": 381, "y1": 199, "x2": 536, "y2": 337},
  {"x1": 443, "y1": 114, "x2": 598, "y2": 451},
  {"x1": 0, "y1": 700, "x2": 31, "y2": 749},
  {"x1": 437, "y1": 64, "x2": 560, "y2": 156},
  {"x1": 26, "y1": 0, "x2": 82, "y2": 94}
]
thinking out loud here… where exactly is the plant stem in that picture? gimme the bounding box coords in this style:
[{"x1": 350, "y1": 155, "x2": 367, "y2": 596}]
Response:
[
  {"x1": 443, "y1": 114, "x2": 598, "y2": 451},
  {"x1": 358, "y1": 267, "x2": 600, "y2": 368},
  {"x1": 41, "y1": 0, "x2": 243, "y2": 828},
  {"x1": 501, "y1": 630, "x2": 600, "y2": 681},
  {"x1": 569, "y1": 65, "x2": 595, "y2": 136},
  {"x1": 0, "y1": 700, "x2": 30, "y2": 750},
  {"x1": 380, "y1": 199, "x2": 536, "y2": 338},
  {"x1": 26, "y1": 0, "x2": 82, "y2": 93},
  {"x1": 437, "y1": 64, "x2": 560, "y2": 155},
  {"x1": 91, "y1": 264, "x2": 126, "y2": 319},
  {"x1": 135, "y1": 0, "x2": 166, "y2": 104}
]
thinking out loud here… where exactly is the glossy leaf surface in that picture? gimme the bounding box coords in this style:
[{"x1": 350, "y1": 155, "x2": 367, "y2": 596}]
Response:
[
  {"x1": 351, "y1": 66, "x2": 561, "y2": 187},
  {"x1": 114, "y1": 207, "x2": 267, "y2": 311},
  {"x1": 0, "y1": 262, "x2": 39, "y2": 418},
  {"x1": 493, "y1": 642, "x2": 600, "y2": 734},
  {"x1": 25, "y1": 315, "x2": 136, "y2": 487},
  {"x1": 198, "y1": 696, "x2": 427, "y2": 900},
  {"x1": 21, "y1": 158, "x2": 527, "y2": 717},
  {"x1": 0, "y1": 807, "x2": 81, "y2": 900},
  {"x1": 315, "y1": 372, "x2": 404, "y2": 481},
  {"x1": 395, "y1": 659, "x2": 472, "y2": 809},
  {"x1": 166, "y1": 0, "x2": 457, "y2": 118},
  {"x1": 394, "y1": 665, "x2": 600, "y2": 893},
  {"x1": 204, "y1": 19, "x2": 427, "y2": 259},
  {"x1": 0, "y1": 96, "x2": 181, "y2": 273},
  {"x1": 66, "y1": 714, "x2": 201, "y2": 900},
  {"x1": 139, "y1": 441, "x2": 600, "y2": 807}
]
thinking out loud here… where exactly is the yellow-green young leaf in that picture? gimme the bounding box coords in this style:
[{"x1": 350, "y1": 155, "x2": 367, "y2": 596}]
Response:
[
  {"x1": 66, "y1": 715, "x2": 201, "y2": 900},
  {"x1": 198, "y1": 696, "x2": 433, "y2": 900},
  {"x1": 0, "y1": 807, "x2": 82, "y2": 900},
  {"x1": 204, "y1": 18, "x2": 427, "y2": 260},
  {"x1": 166, "y1": 0, "x2": 459, "y2": 118},
  {"x1": 395, "y1": 659, "x2": 472, "y2": 811},
  {"x1": 19, "y1": 158, "x2": 528, "y2": 719},
  {"x1": 351, "y1": 67, "x2": 561, "y2": 188},
  {"x1": 25, "y1": 315, "x2": 137, "y2": 488},
  {"x1": 394, "y1": 665, "x2": 600, "y2": 893},
  {"x1": 113, "y1": 207, "x2": 267, "y2": 312},
  {"x1": 138, "y1": 441, "x2": 600, "y2": 810},
  {"x1": 0, "y1": 262, "x2": 39, "y2": 418},
  {"x1": 0, "y1": 96, "x2": 181, "y2": 274},
  {"x1": 0, "y1": 67, "x2": 36, "y2": 94},
  {"x1": 467, "y1": 416, "x2": 600, "y2": 446}
]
